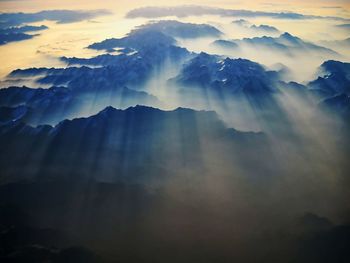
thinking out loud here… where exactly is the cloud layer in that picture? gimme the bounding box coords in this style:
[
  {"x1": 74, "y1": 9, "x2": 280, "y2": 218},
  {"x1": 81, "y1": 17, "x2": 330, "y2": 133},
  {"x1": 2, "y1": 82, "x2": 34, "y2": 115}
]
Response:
[{"x1": 126, "y1": 5, "x2": 350, "y2": 21}]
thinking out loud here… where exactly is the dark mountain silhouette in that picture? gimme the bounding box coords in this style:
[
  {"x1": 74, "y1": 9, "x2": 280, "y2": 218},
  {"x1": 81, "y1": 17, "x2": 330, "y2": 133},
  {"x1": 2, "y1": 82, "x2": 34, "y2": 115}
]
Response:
[{"x1": 0, "y1": 105, "x2": 266, "y2": 183}]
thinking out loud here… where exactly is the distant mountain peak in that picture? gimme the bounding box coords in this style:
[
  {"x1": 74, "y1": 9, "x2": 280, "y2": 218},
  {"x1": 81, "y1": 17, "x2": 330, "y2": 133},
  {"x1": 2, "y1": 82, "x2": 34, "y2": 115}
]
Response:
[
  {"x1": 99, "y1": 105, "x2": 118, "y2": 114},
  {"x1": 174, "y1": 53, "x2": 278, "y2": 95},
  {"x1": 279, "y1": 32, "x2": 300, "y2": 42}
]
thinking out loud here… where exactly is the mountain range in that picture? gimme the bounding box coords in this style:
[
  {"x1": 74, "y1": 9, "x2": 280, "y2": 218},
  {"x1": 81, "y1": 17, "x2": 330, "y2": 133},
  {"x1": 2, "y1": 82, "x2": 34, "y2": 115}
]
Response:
[
  {"x1": 213, "y1": 32, "x2": 338, "y2": 56},
  {"x1": 0, "y1": 105, "x2": 266, "y2": 183},
  {"x1": 88, "y1": 20, "x2": 222, "y2": 52}
]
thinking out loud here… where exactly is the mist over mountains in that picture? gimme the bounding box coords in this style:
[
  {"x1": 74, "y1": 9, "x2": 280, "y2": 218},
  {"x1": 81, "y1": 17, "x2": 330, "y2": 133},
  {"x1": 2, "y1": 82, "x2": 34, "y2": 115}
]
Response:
[
  {"x1": 0, "y1": 10, "x2": 111, "y2": 45},
  {"x1": 212, "y1": 32, "x2": 339, "y2": 57},
  {"x1": 126, "y1": 5, "x2": 350, "y2": 21},
  {"x1": 0, "y1": 4, "x2": 350, "y2": 263}
]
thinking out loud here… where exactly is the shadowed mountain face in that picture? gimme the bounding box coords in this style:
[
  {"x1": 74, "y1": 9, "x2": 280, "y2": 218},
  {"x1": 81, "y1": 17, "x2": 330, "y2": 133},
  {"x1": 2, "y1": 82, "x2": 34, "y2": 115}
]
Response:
[
  {"x1": 11, "y1": 48, "x2": 187, "y2": 88},
  {"x1": 9, "y1": 24, "x2": 191, "y2": 89},
  {"x1": 311, "y1": 61, "x2": 350, "y2": 118},
  {"x1": 174, "y1": 52, "x2": 278, "y2": 95},
  {"x1": 0, "y1": 85, "x2": 159, "y2": 126},
  {"x1": 11, "y1": 43, "x2": 189, "y2": 87},
  {"x1": 308, "y1": 60, "x2": 350, "y2": 97},
  {"x1": 0, "y1": 105, "x2": 266, "y2": 183},
  {"x1": 174, "y1": 54, "x2": 349, "y2": 105},
  {"x1": 1, "y1": 105, "x2": 348, "y2": 263},
  {"x1": 171, "y1": 52, "x2": 285, "y2": 127},
  {"x1": 321, "y1": 94, "x2": 350, "y2": 118},
  {"x1": 0, "y1": 105, "x2": 28, "y2": 125},
  {"x1": 3, "y1": 39, "x2": 190, "y2": 125}
]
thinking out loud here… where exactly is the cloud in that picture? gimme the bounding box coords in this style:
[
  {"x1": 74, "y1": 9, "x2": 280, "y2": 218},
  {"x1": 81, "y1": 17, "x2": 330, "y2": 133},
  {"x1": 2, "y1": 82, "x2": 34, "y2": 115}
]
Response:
[
  {"x1": 214, "y1": 32, "x2": 338, "y2": 57},
  {"x1": 0, "y1": 9, "x2": 112, "y2": 28},
  {"x1": 336, "y1": 23, "x2": 350, "y2": 29},
  {"x1": 0, "y1": 10, "x2": 111, "y2": 46},
  {"x1": 126, "y1": 5, "x2": 350, "y2": 21},
  {"x1": 321, "y1": 6, "x2": 343, "y2": 9},
  {"x1": 88, "y1": 20, "x2": 222, "y2": 51}
]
